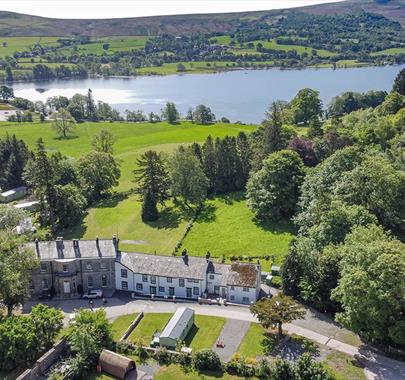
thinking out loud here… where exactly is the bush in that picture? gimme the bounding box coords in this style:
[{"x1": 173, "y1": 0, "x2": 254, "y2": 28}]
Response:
[
  {"x1": 175, "y1": 351, "x2": 192, "y2": 369},
  {"x1": 193, "y1": 349, "x2": 222, "y2": 371},
  {"x1": 154, "y1": 347, "x2": 170, "y2": 364},
  {"x1": 254, "y1": 359, "x2": 272, "y2": 379}
]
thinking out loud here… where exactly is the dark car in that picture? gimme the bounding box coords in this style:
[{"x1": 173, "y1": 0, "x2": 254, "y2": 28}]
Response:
[{"x1": 38, "y1": 290, "x2": 53, "y2": 300}]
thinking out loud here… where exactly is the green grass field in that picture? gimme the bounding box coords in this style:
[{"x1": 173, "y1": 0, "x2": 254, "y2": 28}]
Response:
[
  {"x1": 0, "y1": 120, "x2": 296, "y2": 261},
  {"x1": 111, "y1": 313, "x2": 138, "y2": 341},
  {"x1": 154, "y1": 365, "x2": 243, "y2": 380},
  {"x1": 59, "y1": 36, "x2": 149, "y2": 55},
  {"x1": 371, "y1": 47, "x2": 405, "y2": 56},
  {"x1": 137, "y1": 61, "x2": 243, "y2": 75},
  {"x1": 185, "y1": 315, "x2": 225, "y2": 351},
  {"x1": 0, "y1": 121, "x2": 254, "y2": 192},
  {"x1": 129, "y1": 313, "x2": 173, "y2": 344},
  {"x1": 210, "y1": 35, "x2": 336, "y2": 58},
  {"x1": 323, "y1": 352, "x2": 366, "y2": 380},
  {"x1": 180, "y1": 192, "x2": 295, "y2": 264},
  {"x1": 0, "y1": 36, "x2": 60, "y2": 58},
  {"x1": 236, "y1": 322, "x2": 266, "y2": 359}
]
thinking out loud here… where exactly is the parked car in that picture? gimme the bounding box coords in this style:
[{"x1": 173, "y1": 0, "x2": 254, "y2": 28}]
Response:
[
  {"x1": 82, "y1": 289, "x2": 103, "y2": 299},
  {"x1": 38, "y1": 290, "x2": 53, "y2": 300}
]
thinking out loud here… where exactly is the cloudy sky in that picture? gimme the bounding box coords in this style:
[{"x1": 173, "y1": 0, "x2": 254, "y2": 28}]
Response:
[{"x1": 0, "y1": 0, "x2": 344, "y2": 19}]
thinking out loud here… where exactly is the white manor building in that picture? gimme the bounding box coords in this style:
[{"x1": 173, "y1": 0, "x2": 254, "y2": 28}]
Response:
[
  {"x1": 29, "y1": 238, "x2": 262, "y2": 305},
  {"x1": 116, "y1": 250, "x2": 261, "y2": 304}
]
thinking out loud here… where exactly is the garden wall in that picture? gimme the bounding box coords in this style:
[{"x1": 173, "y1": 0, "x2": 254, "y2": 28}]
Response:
[{"x1": 16, "y1": 340, "x2": 68, "y2": 380}]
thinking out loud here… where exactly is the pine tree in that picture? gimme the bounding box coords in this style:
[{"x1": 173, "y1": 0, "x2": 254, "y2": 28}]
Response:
[
  {"x1": 86, "y1": 88, "x2": 97, "y2": 121},
  {"x1": 393, "y1": 67, "x2": 405, "y2": 95},
  {"x1": 236, "y1": 132, "x2": 251, "y2": 188},
  {"x1": 308, "y1": 116, "x2": 323, "y2": 138},
  {"x1": 202, "y1": 136, "x2": 217, "y2": 193},
  {"x1": 134, "y1": 150, "x2": 170, "y2": 220},
  {"x1": 141, "y1": 188, "x2": 158, "y2": 222},
  {"x1": 24, "y1": 139, "x2": 57, "y2": 231},
  {"x1": 191, "y1": 142, "x2": 203, "y2": 165}
]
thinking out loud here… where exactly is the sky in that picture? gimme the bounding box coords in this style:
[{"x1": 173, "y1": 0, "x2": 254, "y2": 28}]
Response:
[{"x1": 0, "y1": 0, "x2": 344, "y2": 19}]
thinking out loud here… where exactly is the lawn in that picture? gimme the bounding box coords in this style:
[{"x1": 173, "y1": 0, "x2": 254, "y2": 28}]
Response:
[
  {"x1": 154, "y1": 364, "x2": 244, "y2": 380},
  {"x1": 237, "y1": 322, "x2": 266, "y2": 359},
  {"x1": 210, "y1": 35, "x2": 336, "y2": 58},
  {"x1": 185, "y1": 315, "x2": 225, "y2": 351},
  {"x1": 129, "y1": 313, "x2": 173, "y2": 345},
  {"x1": 0, "y1": 120, "x2": 262, "y2": 255},
  {"x1": 137, "y1": 61, "x2": 242, "y2": 75},
  {"x1": 371, "y1": 47, "x2": 405, "y2": 56},
  {"x1": 180, "y1": 192, "x2": 295, "y2": 265},
  {"x1": 59, "y1": 36, "x2": 149, "y2": 55},
  {"x1": 111, "y1": 313, "x2": 138, "y2": 341},
  {"x1": 323, "y1": 352, "x2": 366, "y2": 380},
  {"x1": 0, "y1": 36, "x2": 60, "y2": 58},
  {"x1": 0, "y1": 121, "x2": 255, "y2": 192}
]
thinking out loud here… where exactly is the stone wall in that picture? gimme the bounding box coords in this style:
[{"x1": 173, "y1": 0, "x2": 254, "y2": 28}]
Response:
[{"x1": 16, "y1": 340, "x2": 68, "y2": 380}]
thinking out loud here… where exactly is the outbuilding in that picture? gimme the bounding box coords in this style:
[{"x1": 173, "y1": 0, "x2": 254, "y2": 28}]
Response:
[
  {"x1": 158, "y1": 307, "x2": 195, "y2": 349},
  {"x1": 0, "y1": 186, "x2": 27, "y2": 203},
  {"x1": 98, "y1": 349, "x2": 136, "y2": 379}
]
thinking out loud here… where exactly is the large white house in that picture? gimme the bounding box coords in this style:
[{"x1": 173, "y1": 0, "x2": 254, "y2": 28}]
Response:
[
  {"x1": 116, "y1": 250, "x2": 261, "y2": 304},
  {"x1": 28, "y1": 237, "x2": 262, "y2": 305}
]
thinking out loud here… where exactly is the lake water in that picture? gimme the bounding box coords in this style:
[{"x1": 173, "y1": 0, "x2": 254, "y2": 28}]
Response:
[{"x1": 11, "y1": 65, "x2": 404, "y2": 123}]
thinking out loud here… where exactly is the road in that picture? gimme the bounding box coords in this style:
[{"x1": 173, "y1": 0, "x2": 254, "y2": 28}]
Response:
[{"x1": 24, "y1": 296, "x2": 405, "y2": 380}]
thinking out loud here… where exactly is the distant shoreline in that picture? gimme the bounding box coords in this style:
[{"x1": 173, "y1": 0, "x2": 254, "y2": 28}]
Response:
[{"x1": 4, "y1": 61, "x2": 396, "y2": 86}]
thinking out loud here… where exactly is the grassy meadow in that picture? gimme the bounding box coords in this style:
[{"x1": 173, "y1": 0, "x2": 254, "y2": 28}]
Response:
[
  {"x1": 0, "y1": 36, "x2": 60, "y2": 58},
  {"x1": 180, "y1": 192, "x2": 295, "y2": 264},
  {"x1": 0, "y1": 119, "x2": 296, "y2": 260},
  {"x1": 59, "y1": 36, "x2": 149, "y2": 55}
]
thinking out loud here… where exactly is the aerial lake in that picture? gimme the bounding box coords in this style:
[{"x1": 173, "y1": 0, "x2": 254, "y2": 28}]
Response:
[{"x1": 12, "y1": 65, "x2": 404, "y2": 123}]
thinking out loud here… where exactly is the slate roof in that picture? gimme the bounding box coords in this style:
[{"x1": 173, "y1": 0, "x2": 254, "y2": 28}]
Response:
[
  {"x1": 160, "y1": 307, "x2": 194, "y2": 340},
  {"x1": 120, "y1": 252, "x2": 259, "y2": 287},
  {"x1": 29, "y1": 239, "x2": 116, "y2": 260},
  {"x1": 120, "y1": 252, "x2": 208, "y2": 280}
]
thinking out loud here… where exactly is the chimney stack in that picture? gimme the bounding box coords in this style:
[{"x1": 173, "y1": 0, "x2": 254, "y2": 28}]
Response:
[
  {"x1": 112, "y1": 235, "x2": 119, "y2": 256},
  {"x1": 35, "y1": 238, "x2": 40, "y2": 258}
]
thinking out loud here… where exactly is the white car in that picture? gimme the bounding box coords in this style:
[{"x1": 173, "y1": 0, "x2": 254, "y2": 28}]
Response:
[{"x1": 82, "y1": 289, "x2": 103, "y2": 299}]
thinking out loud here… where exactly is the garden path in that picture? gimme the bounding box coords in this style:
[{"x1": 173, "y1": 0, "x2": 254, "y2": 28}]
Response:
[{"x1": 212, "y1": 319, "x2": 250, "y2": 362}]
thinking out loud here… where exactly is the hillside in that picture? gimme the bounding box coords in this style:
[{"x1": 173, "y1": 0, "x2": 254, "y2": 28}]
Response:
[{"x1": 0, "y1": 0, "x2": 404, "y2": 37}]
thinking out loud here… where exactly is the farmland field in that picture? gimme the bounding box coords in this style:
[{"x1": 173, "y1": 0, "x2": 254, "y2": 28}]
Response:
[
  {"x1": 0, "y1": 36, "x2": 60, "y2": 58},
  {"x1": 0, "y1": 120, "x2": 295, "y2": 260},
  {"x1": 59, "y1": 36, "x2": 149, "y2": 55}
]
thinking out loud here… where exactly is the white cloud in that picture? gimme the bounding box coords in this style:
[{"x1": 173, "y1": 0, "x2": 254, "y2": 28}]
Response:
[{"x1": 0, "y1": 0, "x2": 344, "y2": 19}]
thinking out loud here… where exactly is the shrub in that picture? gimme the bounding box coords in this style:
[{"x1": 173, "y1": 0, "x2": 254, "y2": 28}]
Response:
[
  {"x1": 154, "y1": 347, "x2": 170, "y2": 364},
  {"x1": 193, "y1": 349, "x2": 222, "y2": 371},
  {"x1": 175, "y1": 351, "x2": 192, "y2": 369},
  {"x1": 254, "y1": 359, "x2": 272, "y2": 379}
]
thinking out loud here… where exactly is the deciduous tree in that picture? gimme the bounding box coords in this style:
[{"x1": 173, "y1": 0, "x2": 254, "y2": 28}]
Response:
[
  {"x1": 51, "y1": 108, "x2": 76, "y2": 139},
  {"x1": 247, "y1": 150, "x2": 305, "y2": 221},
  {"x1": 250, "y1": 293, "x2": 305, "y2": 339}
]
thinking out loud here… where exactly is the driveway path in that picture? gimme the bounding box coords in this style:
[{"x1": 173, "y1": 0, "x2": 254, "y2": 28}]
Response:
[
  {"x1": 212, "y1": 319, "x2": 250, "y2": 362},
  {"x1": 24, "y1": 297, "x2": 405, "y2": 380}
]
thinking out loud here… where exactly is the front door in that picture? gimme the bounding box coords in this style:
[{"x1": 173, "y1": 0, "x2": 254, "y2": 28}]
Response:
[
  {"x1": 150, "y1": 286, "x2": 157, "y2": 295},
  {"x1": 63, "y1": 280, "x2": 71, "y2": 294},
  {"x1": 186, "y1": 288, "x2": 192, "y2": 298}
]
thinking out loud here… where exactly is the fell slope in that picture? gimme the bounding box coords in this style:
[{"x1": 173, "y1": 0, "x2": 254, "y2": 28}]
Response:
[{"x1": 0, "y1": 0, "x2": 403, "y2": 37}]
